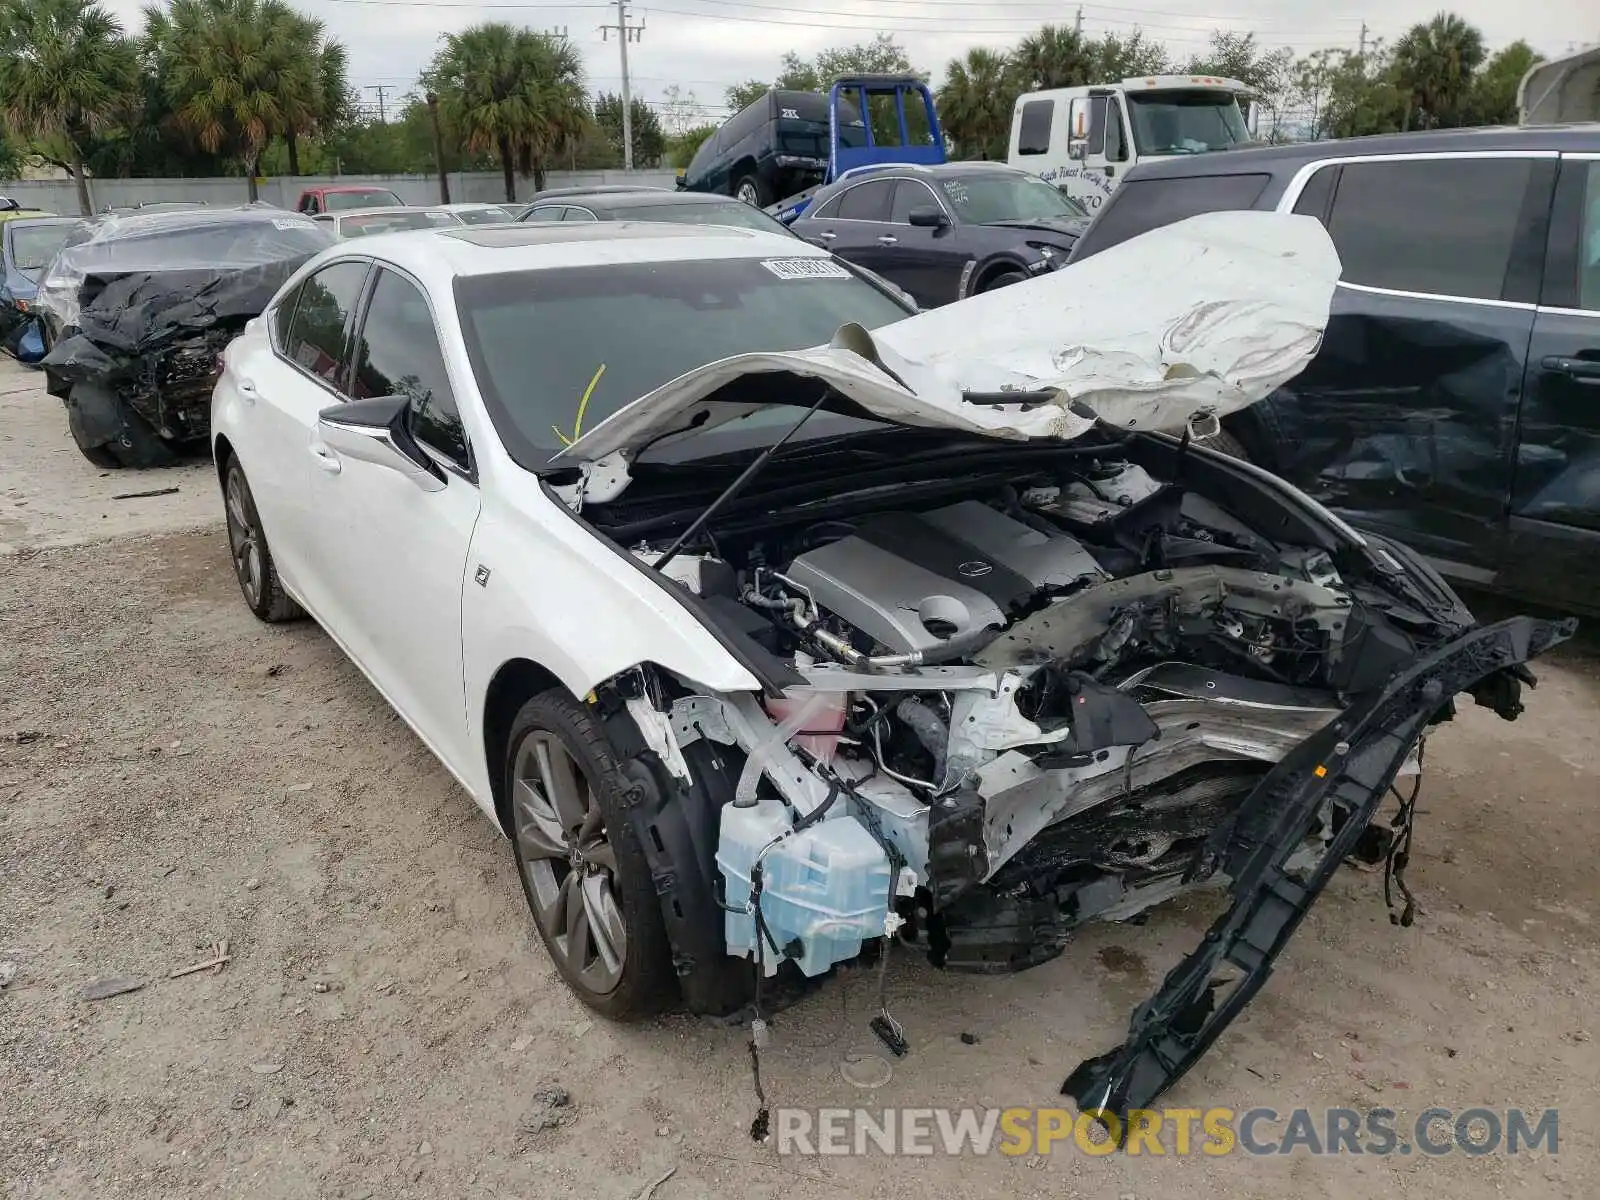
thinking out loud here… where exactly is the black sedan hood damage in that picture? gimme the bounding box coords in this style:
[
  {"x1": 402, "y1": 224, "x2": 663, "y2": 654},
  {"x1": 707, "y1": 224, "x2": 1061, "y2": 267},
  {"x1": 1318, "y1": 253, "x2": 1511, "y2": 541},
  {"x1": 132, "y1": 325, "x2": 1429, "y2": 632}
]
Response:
[{"x1": 1063, "y1": 613, "x2": 1575, "y2": 1127}]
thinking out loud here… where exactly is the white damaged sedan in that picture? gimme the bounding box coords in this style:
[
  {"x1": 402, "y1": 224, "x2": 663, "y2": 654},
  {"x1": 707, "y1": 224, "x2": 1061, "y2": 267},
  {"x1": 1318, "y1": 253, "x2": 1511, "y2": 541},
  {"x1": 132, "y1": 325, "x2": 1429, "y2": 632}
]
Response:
[{"x1": 210, "y1": 215, "x2": 1570, "y2": 1121}]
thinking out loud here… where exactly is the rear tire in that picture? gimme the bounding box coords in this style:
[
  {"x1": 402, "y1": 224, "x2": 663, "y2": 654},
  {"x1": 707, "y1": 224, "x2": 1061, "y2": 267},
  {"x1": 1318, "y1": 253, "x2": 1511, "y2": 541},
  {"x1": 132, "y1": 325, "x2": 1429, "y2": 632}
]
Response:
[
  {"x1": 733, "y1": 174, "x2": 770, "y2": 207},
  {"x1": 506, "y1": 689, "x2": 679, "y2": 1021},
  {"x1": 222, "y1": 455, "x2": 303, "y2": 623}
]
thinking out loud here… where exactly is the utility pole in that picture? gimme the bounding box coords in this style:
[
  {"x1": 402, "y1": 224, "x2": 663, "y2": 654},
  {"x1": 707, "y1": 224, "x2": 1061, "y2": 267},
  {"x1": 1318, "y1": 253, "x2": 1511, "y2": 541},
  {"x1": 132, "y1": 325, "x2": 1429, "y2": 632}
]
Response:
[
  {"x1": 1073, "y1": 5, "x2": 1082, "y2": 36},
  {"x1": 600, "y1": 1, "x2": 645, "y2": 171},
  {"x1": 1357, "y1": 21, "x2": 1367, "y2": 58},
  {"x1": 426, "y1": 92, "x2": 450, "y2": 203},
  {"x1": 365, "y1": 84, "x2": 393, "y2": 124}
]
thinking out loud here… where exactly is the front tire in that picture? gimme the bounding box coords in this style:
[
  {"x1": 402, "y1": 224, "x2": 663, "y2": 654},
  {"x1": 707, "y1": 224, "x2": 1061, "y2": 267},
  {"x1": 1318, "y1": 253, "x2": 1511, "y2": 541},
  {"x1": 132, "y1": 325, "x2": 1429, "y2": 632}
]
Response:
[
  {"x1": 223, "y1": 456, "x2": 303, "y2": 623},
  {"x1": 980, "y1": 269, "x2": 1028, "y2": 293},
  {"x1": 506, "y1": 690, "x2": 678, "y2": 1020},
  {"x1": 66, "y1": 382, "x2": 178, "y2": 469}
]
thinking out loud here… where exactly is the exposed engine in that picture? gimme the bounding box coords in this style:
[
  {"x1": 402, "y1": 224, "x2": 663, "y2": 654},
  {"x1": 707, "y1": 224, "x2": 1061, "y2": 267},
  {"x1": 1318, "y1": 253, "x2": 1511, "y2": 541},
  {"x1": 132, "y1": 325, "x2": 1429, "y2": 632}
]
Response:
[{"x1": 604, "y1": 445, "x2": 1452, "y2": 982}]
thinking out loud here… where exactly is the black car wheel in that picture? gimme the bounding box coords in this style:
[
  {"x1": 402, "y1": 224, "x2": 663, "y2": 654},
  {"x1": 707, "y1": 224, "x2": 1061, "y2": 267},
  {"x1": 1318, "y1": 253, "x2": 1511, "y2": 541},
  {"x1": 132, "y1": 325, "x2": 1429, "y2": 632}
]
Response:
[
  {"x1": 981, "y1": 270, "x2": 1028, "y2": 293},
  {"x1": 733, "y1": 174, "x2": 770, "y2": 207},
  {"x1": 223, "y1": 456, "x2": 303, "y2": 623},
  {"x1": 506, "y1": 689, "x2": 677, "y2": 1020}
]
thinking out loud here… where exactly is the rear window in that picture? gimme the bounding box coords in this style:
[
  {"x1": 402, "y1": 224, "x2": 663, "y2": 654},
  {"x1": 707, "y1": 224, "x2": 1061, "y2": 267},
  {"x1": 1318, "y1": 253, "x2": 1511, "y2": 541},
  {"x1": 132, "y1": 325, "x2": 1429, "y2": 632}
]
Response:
[
  {"x1": 7, "y1": 223, "x2": 75, "y2": 272},
  {"x1": 1070, "y1": 173, "x2": 1271, "y2": 259},
  {"x1": 1016, "y1": 100, "x2": 1053, "y2": 156},
  {"x1": 455, "y1": 257, "x2": 912, "y2": 466},
  {"x1": 340, "y1": 211, "x2": 456, "y2": 237},
  {"x1": 326, "y1": 189, "x2": 404, "y2": 212},
  {"x1": 456, "y1": 207, "x2": 511, "y2": 225}
]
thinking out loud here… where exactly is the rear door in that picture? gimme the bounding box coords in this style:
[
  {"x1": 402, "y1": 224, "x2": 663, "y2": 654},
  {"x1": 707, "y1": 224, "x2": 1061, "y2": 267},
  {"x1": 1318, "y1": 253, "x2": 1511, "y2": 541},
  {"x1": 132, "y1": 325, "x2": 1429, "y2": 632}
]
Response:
[
  {"x1": 823, "y1": 178, "x2": 898, "y2": 278},
  {"x1": 1256, "y1": 151, "x2": 1556, "y2": 576},
  {"x1": 1507, "y1": 153, "x2": 1600, "y2": 607}
]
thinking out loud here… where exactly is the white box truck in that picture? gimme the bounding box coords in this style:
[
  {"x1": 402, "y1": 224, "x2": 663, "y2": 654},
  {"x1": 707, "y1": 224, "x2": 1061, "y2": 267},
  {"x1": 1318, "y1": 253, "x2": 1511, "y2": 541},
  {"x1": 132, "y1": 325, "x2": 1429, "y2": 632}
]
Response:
[{"x1": 1006, "y1": 76, "x2": 1257, "y2": 212}]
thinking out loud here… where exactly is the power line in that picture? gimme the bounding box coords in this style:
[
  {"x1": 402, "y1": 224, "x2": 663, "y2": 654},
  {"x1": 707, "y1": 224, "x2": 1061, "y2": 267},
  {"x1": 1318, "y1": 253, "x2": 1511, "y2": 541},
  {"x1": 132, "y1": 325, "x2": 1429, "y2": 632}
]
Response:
[{"x1": 599, "y1": 0, "x2": 645, "y2": 170}]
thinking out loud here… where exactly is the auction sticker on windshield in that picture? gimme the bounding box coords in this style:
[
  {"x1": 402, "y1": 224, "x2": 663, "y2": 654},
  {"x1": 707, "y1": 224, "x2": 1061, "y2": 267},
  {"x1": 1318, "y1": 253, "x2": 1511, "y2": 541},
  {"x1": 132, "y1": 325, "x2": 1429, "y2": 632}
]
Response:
[{"x1": 761, "y1": 258, "x2": 853, "y2": 280}]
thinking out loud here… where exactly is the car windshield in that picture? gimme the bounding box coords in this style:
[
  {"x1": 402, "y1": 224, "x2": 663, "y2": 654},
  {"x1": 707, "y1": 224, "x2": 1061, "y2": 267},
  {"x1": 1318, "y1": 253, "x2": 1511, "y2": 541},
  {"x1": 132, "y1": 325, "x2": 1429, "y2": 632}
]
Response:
[
  {"x1": 456, "y1": 256, "x2": 913, "y2": 467},
  {"x1": 1125, "y1": 90, "x2": 1250, "y2": 154},
  {"x1": 326, "y1": 189, "x2": 404, "y2": 211},
  {"x1": 621, "y1": 201, "x2": 790, "y2": 234},
  {"x1": 456, "y1": 206, "x2": 511, "y2": 225},
  {"x1": 937, "y1": 174, "x2": 1087, "y2": 223},
  {"x1": 340, "y1": 211, "x2": 455, "y2": 237},
  {"x1": 8, "y1": 224, "x2": 75, "y2": 272}
]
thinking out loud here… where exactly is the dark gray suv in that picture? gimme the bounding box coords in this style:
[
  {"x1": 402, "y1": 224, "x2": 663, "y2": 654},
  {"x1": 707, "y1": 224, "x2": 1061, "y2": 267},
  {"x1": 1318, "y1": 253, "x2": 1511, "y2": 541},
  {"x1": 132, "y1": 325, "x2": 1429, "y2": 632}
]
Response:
[{"x1": 1068, "y1": 126, "x2": 1600, "y2": 615}]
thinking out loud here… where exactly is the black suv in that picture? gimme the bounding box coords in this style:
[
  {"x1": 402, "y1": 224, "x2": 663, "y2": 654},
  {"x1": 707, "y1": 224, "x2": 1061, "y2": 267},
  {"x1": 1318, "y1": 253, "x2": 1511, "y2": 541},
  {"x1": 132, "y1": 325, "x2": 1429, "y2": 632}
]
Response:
[
  {"x1": 790, "y1": 163, "x2": 1088, "y2": 309},
  {"x1": 1068, "y1": 125, "x2": 1600, "y2": 614},
  {"x1": 678, "y1": 88, "x2": 865, "y2": 207}
]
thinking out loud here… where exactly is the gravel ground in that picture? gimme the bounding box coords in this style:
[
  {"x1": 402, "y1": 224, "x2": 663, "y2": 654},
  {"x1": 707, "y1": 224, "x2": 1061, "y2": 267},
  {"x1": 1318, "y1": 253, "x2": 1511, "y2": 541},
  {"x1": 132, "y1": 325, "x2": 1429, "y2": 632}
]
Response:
[{"x1": 3, "y1": 357, "x2": 1599, "y2": 1198}]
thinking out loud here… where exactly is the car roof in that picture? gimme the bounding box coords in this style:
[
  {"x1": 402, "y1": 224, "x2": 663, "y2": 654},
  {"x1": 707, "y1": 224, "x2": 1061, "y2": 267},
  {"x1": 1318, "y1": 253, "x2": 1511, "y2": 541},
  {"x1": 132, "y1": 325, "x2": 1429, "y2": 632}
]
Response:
[
  {"x1": 529, "y1": 185, "x2": 673, "y2": 200},
  {"x1": 577, "y1": 191, "x2": 749, "y2": 210},
  {"x1": 315, "y1": 220, "x2": 827, "y2": 284},
  {"x1": 4, "y1": 215, "x2": 81, "y2": 232},
  {"x1": 96, "y1": 204, "x2": 315, "y2": 236},
  {"x1": 315, "y1": 184, "x2": 402, "y2": 193},
  {"x1": 1126, "y1": 122, "x2": 1600, "y2": 181},
  {"x1": 332, "y1": 205, "x2": 446, "y2": 219}
]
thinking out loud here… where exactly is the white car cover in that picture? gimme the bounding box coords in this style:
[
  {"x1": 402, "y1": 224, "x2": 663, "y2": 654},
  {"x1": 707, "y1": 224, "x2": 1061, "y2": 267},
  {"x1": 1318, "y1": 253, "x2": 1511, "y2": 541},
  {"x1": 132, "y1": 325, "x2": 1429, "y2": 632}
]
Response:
[{"x1": 558, "y1": 210, "x2": 1342, "y2": 467}]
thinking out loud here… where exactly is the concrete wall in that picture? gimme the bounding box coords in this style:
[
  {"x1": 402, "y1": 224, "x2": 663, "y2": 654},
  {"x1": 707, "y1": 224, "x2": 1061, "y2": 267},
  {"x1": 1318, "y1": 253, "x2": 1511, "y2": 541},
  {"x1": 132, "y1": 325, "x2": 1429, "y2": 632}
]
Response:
[{"x1": 1, "y1": 169, "x2": 682, "y2": 216}]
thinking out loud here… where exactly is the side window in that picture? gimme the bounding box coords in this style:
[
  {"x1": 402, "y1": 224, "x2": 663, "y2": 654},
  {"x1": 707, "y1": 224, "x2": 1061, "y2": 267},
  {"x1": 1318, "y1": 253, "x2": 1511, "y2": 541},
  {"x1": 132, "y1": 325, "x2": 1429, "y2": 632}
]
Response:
[
  {"x1": 1324, "y1": 157, "x2": 1535, "y2": 302},
  {"x1": 810, "y1": 192, "x2": 843, "y2": 220},
  {"x1": 272, "y1": 282, "x2": 302, "y2": 349},
  {"x1": 837, "y1": 179, "x2": 894, "y2": 221},
  {"x1": 1071, "y1": 173, "x2": 1273, "y2": 259},
  {"x1": 1105, "y1": 103, "x2": 1128, "y2": 164},
  {"x1": 889, "y1": 179, "x2": 939, "y2": 223},
  {"x1": 300, "y1": 194, "x2": 319, "y2": 214},
  {"x1": 350, "y1": 269, "x2": 468, "y2": 471},
  {"x1": 1084, "y1": 96, "x2": 1109, "y2": 157},
  {"x1": 686, "y1": 131, "x2": 719, "y2": 177},
  {"x1": 523, "y1": 205, "x2": 565, "y2": 222},
  {"x1": 1291, "y1": 164, "x2": 1338, "y2": 222},
  {"x1": 721, "y1": 102, "x2": 763, "y2": 148},
  {"x1": 282, "y1": 261, "x2": 368, "y2": 390},
  {"x1": 1580, "y1": 161, "x2": 1600, "y2": 312},
  {"x1": 563, "y1": 207, "x2": 599, "y2": 222},
  {"x1": 1017, "y1": 100, "x2": 1053, "y2": 155}
]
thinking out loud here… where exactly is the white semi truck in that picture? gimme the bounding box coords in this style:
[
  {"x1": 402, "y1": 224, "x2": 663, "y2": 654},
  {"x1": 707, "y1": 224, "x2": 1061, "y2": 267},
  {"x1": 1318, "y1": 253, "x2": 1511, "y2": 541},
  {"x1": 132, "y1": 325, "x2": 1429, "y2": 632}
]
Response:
[{"x1": 1006, "y1": 75, "x2": 1257, "y2": 212}]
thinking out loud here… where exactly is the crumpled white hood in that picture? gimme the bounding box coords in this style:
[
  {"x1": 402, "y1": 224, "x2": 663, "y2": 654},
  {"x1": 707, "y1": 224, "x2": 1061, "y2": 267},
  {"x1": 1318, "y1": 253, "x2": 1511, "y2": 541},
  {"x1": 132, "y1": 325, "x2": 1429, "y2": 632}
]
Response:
[{"x1": 557, "y1": 210, "x2": 1341, "y2": 466}]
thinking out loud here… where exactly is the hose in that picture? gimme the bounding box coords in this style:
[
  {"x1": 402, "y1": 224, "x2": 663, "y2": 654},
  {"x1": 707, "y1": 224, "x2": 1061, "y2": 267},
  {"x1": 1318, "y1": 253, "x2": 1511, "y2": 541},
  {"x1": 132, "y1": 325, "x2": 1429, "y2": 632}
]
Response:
[{"x1": 893, "y1": 696, "x2": 949, "y2": 787}]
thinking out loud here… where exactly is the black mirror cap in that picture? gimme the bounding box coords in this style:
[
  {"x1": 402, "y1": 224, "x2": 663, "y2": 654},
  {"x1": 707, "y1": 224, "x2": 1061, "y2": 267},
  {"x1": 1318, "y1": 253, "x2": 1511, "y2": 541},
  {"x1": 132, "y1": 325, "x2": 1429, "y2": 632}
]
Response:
[{"x1": 907, "y1": 205, "x2": 949, "y2": 228}]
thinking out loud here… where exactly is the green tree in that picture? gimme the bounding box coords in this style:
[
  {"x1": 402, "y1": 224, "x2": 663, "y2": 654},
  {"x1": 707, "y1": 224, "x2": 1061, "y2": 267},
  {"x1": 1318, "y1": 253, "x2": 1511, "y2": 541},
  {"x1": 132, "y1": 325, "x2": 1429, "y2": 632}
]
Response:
[
  {"x1": 1391, "y1": 11, "x2": 1487, "y2": 129},
  {"x1": 0, "y1": 0, "x2": 138, "y2": 214},
  {"x1": 1012, "y1": 24, "x2": 1091, "y2": 91},
  {"x1": 1296, "y1": 42, "x2": 1406, "y2": 138},
  {"x1": 1463, "y1": 40, "x2": 1541, "y2": 126},
  {"x1": 938, "y1": 47, "x2": 1015, "y2": 161},
  {"x1": 1184, "y1": 31, "x2": 1294, "y2": 139},
  {"x1": 146, "y1": 0, "x2": 323, "y2": 198},
  {"x1": 1087, "y1": 29, "x2": 1171, "y2": 80},
  {"x1": 593, "y1": 91, "x2": 663, "y2": 168},
  {"x1": 725, "y1": 35, "x2": 924, "y2": 111},
  {"x1": 425, "y1": 24, "x2": 588, "y2": 200}
]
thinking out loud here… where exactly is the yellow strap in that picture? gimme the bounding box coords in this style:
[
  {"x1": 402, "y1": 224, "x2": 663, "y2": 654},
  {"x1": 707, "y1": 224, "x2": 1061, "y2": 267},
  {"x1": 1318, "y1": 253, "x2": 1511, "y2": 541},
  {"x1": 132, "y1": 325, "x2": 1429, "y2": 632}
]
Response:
[{"x1": 552, "y1": 363, "x2": 607, "y2": 447}]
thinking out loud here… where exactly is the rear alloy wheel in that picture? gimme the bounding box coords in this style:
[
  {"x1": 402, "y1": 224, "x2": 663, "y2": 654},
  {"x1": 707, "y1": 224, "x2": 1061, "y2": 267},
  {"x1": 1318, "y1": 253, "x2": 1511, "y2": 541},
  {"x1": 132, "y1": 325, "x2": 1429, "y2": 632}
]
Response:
[
  {"x1": 733, "y1": 174, "x2": 769, "y2": 207},
  {"x1": 507, "y1": 691, "x2": 676, "y2": 1019},
  {"x1": 223, "y1": 457, "x2": 303, "y2": 623}
]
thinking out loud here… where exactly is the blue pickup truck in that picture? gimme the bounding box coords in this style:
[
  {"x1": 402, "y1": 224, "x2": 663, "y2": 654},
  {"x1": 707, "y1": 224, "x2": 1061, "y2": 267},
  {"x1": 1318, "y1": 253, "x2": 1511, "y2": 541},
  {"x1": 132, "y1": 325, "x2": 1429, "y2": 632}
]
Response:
[{"x1": 677, "y1": 74, "x2": 946, "y2": 224}]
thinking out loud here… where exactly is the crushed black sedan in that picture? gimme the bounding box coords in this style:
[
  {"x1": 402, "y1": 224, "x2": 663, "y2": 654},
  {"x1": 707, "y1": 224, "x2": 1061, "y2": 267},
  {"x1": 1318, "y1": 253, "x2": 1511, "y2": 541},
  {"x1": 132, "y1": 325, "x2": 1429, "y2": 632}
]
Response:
[{"x1": 37, "y1": 205, "x2": 334, "y2": 468}]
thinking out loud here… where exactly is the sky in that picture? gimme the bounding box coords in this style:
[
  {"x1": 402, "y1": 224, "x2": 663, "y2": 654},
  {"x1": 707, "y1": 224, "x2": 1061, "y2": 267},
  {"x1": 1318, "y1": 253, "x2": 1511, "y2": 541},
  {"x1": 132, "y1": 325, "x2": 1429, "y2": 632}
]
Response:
[{"x1": 105, "y1": 0, "x2": 1597, "y2": 129}]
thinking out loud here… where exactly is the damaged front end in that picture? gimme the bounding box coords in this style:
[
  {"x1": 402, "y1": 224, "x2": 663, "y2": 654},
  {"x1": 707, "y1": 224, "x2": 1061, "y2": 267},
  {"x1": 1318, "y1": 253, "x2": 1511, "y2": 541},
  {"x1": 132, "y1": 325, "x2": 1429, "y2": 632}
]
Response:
[
  {"x1": 575, "y1": 433, "x2": 1573, "y2": 1108},
  {"x1": 549, "y1": 210, "x2": 1573, "y2": 1114}
]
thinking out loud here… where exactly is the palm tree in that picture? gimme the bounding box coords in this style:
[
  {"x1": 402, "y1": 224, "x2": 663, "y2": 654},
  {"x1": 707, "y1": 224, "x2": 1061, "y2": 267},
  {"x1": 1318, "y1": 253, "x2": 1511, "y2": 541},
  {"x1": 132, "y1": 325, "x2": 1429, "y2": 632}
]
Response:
[
  {"x1": 0, "y1": 0, "x2": 138, "y2": 215},
  {"x1": 276, "y1": 11, "x2": 347, "y2": 176},
  {"x1": 938, "y1": 48, "x2": 1014, "y2": 161},
  {"x1": 1013, "y1": 24, "x2": 1090, "y2": 91},
  {"x1": 145, "y1": 0, "x2": 319, "y2": 199},
  {"x1": 425, "y1": 24, "x2": 589, "y2": 201},
  {"x1": 1392, "y1": 11, "x2": 1487, "y2": 129}
]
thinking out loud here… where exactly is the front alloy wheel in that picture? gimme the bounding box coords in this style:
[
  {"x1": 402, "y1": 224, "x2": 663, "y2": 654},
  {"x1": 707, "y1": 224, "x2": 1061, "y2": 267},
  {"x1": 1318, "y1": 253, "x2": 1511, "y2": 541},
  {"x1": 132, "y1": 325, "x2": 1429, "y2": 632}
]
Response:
[{"x1": 505, "y1": 691, "x2": 676, "y2": 1018}]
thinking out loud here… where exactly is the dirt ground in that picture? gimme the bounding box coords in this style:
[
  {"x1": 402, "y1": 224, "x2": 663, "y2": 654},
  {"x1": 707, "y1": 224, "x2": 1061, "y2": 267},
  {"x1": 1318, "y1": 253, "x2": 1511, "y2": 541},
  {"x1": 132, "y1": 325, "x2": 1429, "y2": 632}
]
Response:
[{"x1": 3, "y1": 357, "x2": 1598, "y2": 1198}]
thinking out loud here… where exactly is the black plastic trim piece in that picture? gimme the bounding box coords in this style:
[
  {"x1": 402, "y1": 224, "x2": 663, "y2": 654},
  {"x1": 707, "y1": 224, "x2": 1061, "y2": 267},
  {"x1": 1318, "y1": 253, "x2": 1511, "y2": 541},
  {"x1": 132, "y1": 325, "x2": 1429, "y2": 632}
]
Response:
[{"x1": 1062, "y1": 614, "x2": 1576, "y2": 1127}]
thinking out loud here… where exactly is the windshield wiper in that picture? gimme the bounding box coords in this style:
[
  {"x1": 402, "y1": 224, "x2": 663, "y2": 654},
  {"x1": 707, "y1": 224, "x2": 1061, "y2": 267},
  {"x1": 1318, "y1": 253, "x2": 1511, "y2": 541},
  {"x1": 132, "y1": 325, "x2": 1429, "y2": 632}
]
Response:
[{"x1": 652, "y1": 386, "x2": 834, "y2": 571}]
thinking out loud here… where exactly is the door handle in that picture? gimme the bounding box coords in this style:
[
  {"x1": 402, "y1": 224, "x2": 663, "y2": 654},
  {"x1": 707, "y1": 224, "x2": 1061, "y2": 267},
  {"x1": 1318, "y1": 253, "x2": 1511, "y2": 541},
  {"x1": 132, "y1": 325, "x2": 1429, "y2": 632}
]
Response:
[
  {"x1": 236, "y1": 377, "x2": 257, "y2": 403},
  {"x1": 1542, "y1": 355, "x2": 1600, "y2": 384},
  {"x1": 309, "y1": 442, "x2": 342, "y2": 474},
  {"x1": 817, "y1": 230, "x2": 836, "y2": 241},
  {"x1": 877, "y1": 234, "x2": 898, "y2": 245}
]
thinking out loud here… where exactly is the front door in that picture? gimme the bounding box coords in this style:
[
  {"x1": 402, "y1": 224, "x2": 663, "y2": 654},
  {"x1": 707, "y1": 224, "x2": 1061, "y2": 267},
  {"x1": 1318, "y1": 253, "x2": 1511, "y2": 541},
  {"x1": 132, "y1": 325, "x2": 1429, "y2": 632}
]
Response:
[
  {"x1": 1507, "y1": 153, "x2": 1600, "y2": 607},
  {"x1": 885, "y1": 178, "x2": 964, "y2": 307},
  {"x1": 306, "y1": 266, "x2": 484, "y2": 777}
]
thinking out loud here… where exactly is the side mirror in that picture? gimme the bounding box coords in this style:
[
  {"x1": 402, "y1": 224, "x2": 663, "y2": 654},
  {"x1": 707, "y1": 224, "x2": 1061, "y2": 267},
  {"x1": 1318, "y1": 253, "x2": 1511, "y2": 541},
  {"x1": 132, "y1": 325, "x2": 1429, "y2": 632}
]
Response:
[
  {"x1": 317, "y1": 394, "x2": 446, "y2": 492},
  {"x1": 907, "y1": 205, "x2": 949, "y2": 229},
  {"x1": 1067, "y1": 142, "x2": 1088, "y2": 161}
]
